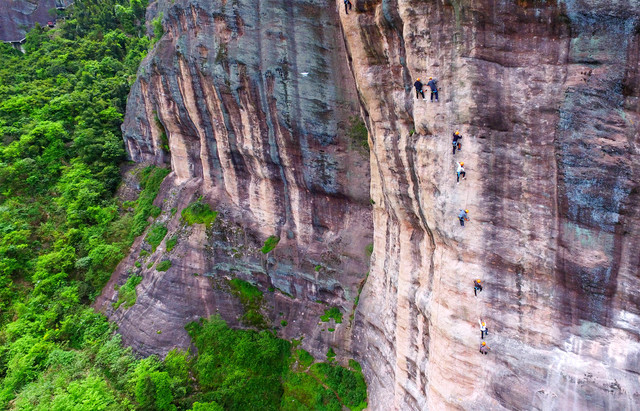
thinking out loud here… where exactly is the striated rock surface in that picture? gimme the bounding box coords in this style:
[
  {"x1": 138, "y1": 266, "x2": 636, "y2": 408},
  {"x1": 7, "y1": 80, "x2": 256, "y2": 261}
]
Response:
[
  {"x1": 338, "y1": 0, "x2": 640, "y2": 409},
  {"x1": 98, "y1": 0, "x2": 640, "y2": 409},
  {"x1": 0, "y1": 0, "x2": 70, "y2": 42},
  {"x1": 96, "y1": 0, "x2": 372, "y2": 361}
]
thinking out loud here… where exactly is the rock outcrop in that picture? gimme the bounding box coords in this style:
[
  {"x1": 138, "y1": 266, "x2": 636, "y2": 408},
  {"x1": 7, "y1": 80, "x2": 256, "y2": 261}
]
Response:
[
  {"x1": 96, "y1": 0, "x2": 372, "y2": 361},
  {"x1": 100, "y1": 0, "x2": 640, "y2": 409},
  {"x1": 0, "y1": 0, "x2": 70, "y2": 42}
]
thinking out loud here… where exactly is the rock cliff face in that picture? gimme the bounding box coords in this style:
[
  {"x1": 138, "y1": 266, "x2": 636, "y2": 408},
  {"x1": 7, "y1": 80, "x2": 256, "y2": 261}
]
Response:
[
  {"x1": 100, "y1": 0, "x2": 640, "y2": 409},
  {"x1": 96, "y1": 0, "x2": 372, "y2": 361},
  {"x1": 338, "y1": 0, "x2": 640, "y2": 409},
  {"x1": 0, "y1": 0, "x2": 69, "y2": 42}
]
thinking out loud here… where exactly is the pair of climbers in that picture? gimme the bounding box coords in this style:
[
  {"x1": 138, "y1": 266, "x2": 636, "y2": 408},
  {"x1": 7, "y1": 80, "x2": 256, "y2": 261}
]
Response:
[
  {"x1": 478, "y1": 319, "x2": 490, "y2": 354},
  {"x1": 344, "y1": 0, "x2": 352, "y2": 14},
  {"x1": 413, "y1": 77, "x2": 439, "y2": 101}
]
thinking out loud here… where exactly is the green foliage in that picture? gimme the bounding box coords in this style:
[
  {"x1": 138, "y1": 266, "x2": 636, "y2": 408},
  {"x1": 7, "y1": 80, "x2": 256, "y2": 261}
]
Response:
[
  {"x1": 150, "y1": 205, "x2": 162, "y2": 218},
  {"x1": 347, "y1": 116, "x2": 369, "y2": 150},
  {"x1": 310, "y1": 362, "x2": 368, "y2": 410},
  {"x1": 166, "y1": 235, "x2": 178, "y2": 252},
  {"x1": 145, "y1": 223, "x2": 168, "y2": 252},
  {"x1": 261, "y1": 235, "x2": 280, "y2": 254},
  {"x1": 280, "y1": 371, "x2": 341, "y2": 411},
  {"x1": 113, "y1": 275, "x2": 142, "y2": 310},
  {"x1": 186, "y1": 316, "x2": 291, "y2": 410},
  {"x1": 156, "y1": 260, "x2": 172, "y2": 271},
  {"x1": 281, "y1": 320, "x2": 288, "y2": 327},
  {"x1": 131, "y1": 166, "x2": 170, "y2": 238},
  {"x1": 152, "y1": 13, "x2": 165, "y2": 42},
  {"x1": 229, "y1": 278, "x2": 263, "y2": 303},
  {"x1": 365, "y1": 243, "x2": 373, "y2": 257},
  {"x1": 296, "y1": 349, "x2": 314, "y2": 369},
  {"x1": 320, "y1": 307, "x2": 343, "y2": 324},
  {"x1": 229, "y1": 278, "x2": 266, "y2": 327},
  {"x1": 181, "y1": 199, "x2": 217, "y2": 226},
  {"x1": 191, "y1": 402, "x2": 224, "y2": 411}
]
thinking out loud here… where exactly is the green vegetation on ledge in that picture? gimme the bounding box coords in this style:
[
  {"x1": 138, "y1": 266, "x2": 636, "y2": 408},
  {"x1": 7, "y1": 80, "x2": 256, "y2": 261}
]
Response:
[
  {"x1": 181, "y1": 199, "x2": 218, "y2": 226},
  {"x1": 156, "y1": 260, "x2": 172, "y2": 272},
  {"x1": 261, "y1": 235, "x2": 280, "y2": 254},
  {"x1": 145, "y1": 223, "x2": 168, "y2": 252},
  {"x1": 113, "y1": 275, "x2": 143, "y2": 310},
  {"x1": 166, "y1": 235, "x2": 178, "y2": 252},
  {"x1": 229, "y1": 278, "x2": 267, "y2": 327},
  {"x1": 321, "y1": 307, "x2": 343, "y2": 324}
]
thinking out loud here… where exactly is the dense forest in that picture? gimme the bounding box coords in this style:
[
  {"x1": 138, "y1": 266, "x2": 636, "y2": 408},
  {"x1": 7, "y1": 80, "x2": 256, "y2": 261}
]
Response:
[{"x1": 0, "y1": 1, "x2": 366, "y2": 409}]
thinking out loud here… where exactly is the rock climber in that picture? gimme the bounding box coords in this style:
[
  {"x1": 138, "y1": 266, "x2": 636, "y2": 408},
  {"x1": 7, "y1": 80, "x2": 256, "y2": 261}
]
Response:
[
  {"x1": 344, "y1": 0, "x2": 352, "y2": 14},
  {"x1": 474, "y1": 279, "x2": 483, "y2": 296},
  {"x1": 480, "y1": 341, "x2": 490, "y2": 355},
  {"x1": 479, "y1": 319, "x2": 489, "y2": 339},
  {"x1": 456, "y1": 162, "x2": 466, "y2": 184},
  {"x1": 414, "y1": 78, "x2": 425, "y2": 99},
  {"x1": 458, "y1": 209, "x2": 469, "y2": 226},
  {"x1": 426, "y1": 77, "x2": 438, "y2": 102},
  {"x1": 452, "y1": 130, "x2": 461, "y2": 154}
]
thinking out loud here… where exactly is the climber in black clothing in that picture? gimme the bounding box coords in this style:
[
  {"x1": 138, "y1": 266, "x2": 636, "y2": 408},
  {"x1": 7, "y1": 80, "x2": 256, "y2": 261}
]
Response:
[
  {"x1": 344, "y1": 0, "x2": 352, "y2": 14},
  {"x1": 414, "y1": 78, "x2": 425, "y2": 99},
  {"x1": 452, "y1": 130, "x2": 461, "y2": 154},
  {"x1": 474, "y1": 279, "x2": 483, "y2": 296},
  {"x1": 426, "y1": 77, "x2": 438, "y2": 102}
]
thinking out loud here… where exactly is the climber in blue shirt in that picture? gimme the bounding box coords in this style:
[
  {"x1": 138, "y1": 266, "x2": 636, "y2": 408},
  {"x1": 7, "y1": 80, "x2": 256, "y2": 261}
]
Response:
[{"x1": 426, "y1": 77, "x2": 438, "y2": 102}]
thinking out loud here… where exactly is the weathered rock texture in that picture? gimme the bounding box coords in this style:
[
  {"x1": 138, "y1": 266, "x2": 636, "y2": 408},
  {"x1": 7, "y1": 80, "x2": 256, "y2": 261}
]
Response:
[
  {"x1": 96, "y1": 0, "x2": 372, "y2": 361},
  {"x1": 99, "y1": 0, "x2": 640, "y2": 409},
  {"x1": 0, "y1": 0, "x2": 70, "y2": 42},
  {"x1": 338, "y1": 0, "x2": 640, "y2": 410}
]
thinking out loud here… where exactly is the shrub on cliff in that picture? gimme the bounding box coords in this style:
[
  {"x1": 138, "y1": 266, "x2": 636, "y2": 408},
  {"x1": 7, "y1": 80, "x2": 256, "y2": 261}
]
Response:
[
  {"x1": 113, "y1": 275, "x2": 143, "y2": 310},
  {"x1": 261, "y1": 235, "x2": 280, "y2": 254},
  {"x1": 181, "y1": 199, "x2": 218, "y2": 226},
  {"x1": 145, "y1": 223, "x2": 168, "y2": 252},
  {"x1": 156, "y1": 260, "x2": 172, "y2": 272}
]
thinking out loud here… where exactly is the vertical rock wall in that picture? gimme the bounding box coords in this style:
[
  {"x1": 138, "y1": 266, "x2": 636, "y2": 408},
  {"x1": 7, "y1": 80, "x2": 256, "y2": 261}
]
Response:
[
  {"x1": 98, "y1": 0, "x2": 372, "y2": 360},
  {"x1": 338, "y1": 0, "x2": 640, "y2": 409}
]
